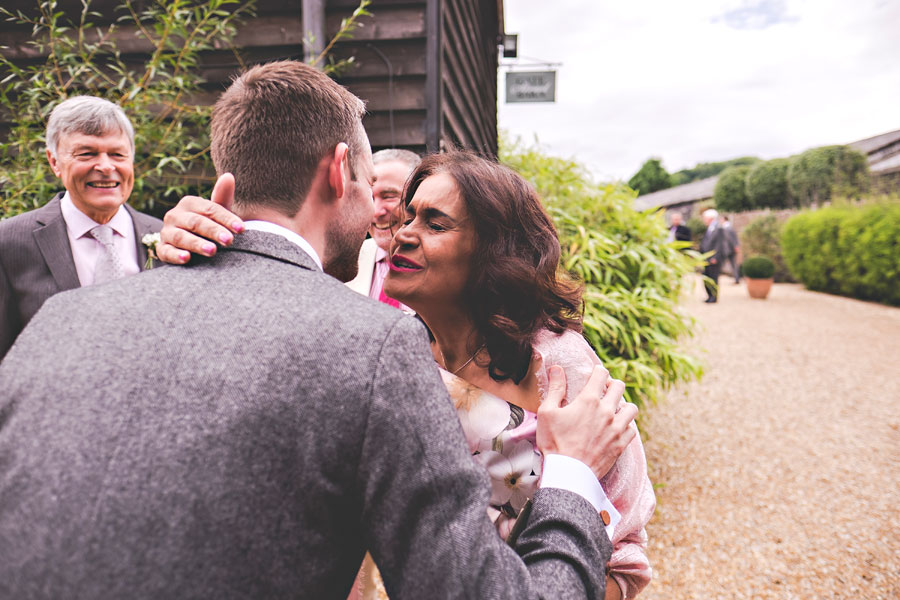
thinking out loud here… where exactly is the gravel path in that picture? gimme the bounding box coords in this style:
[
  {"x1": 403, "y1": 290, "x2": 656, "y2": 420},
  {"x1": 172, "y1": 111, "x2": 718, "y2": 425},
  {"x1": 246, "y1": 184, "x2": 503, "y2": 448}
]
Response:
[{"x1": 640, "y1": 277, "x2": 900, "y2": 599}]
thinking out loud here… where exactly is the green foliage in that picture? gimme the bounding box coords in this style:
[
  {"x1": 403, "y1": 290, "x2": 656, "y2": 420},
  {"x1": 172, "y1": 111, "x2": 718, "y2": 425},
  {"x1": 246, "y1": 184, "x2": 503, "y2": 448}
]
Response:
[
  {"x1": 740, "y1": 214, "x2": 794, "y2": 282},
  {"x1": 627, "y1": 158, "x2": 673, "y2": 196},
  {"x1": 787, "y1": 145, "x2": 869, "y2": 207},
  {"x1": 745, "y1": 158, "x2": 791, "y2": 209},
  {"x1": 713, "y1": 165, "x2": 752, "y2": 212},
  {"x1": 672, "y1": 156, "x2": 760, "y2": 186},
  {"x1": 781, "y1": 201, "x2": 900, "y2": 305},
  {"x1": 0, "y1": 0, "x2": 371, "y2": 220},
  {"x1": 0, "y1": 0, "x2": 256, "y2": 219},
  {"x1": 740, "y1": 255, "x2": 775, "y2": 279},
  {"x1": 501, "y1": 134, "x2": 706, "y2": 407},
  {"x1": 686, "y1": 215, "x2": 707, "y2": 244}
]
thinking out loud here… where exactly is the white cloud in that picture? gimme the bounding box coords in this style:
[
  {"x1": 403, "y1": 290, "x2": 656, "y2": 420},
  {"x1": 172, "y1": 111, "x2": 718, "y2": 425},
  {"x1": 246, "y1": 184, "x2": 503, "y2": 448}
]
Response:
[{"x1": 498, "y1": 0, "x2": 900, "y2": 181}]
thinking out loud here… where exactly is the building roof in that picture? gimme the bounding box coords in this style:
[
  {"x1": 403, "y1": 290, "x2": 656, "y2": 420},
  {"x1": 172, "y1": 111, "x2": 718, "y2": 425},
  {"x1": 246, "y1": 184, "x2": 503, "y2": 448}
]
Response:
[
  {"x1": 848, "y1": 128, "x2": 900, "y2": 156},
  {"x1": 633, "y1": 176, "x2": 718, "y2": 211}
]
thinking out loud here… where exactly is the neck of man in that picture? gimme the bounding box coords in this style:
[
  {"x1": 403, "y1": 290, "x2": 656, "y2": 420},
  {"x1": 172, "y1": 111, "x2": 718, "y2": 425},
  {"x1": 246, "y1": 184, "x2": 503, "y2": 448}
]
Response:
[{"x1": 236, "y1": 204, "x2": 327, "y2": 264}]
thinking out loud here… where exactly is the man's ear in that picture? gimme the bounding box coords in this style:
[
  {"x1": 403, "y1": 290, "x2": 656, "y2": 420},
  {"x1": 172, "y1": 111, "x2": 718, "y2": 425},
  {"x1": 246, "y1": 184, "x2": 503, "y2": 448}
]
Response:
[
  {"x1": 328, "y1": 142, "x2": 350, "y2": 200},
  {"x1": 46, "y1": 149, "x2": 61, "y2": 177},
  {"x1": 210, "y1": 173, "x2": 236, "y2": 211}
]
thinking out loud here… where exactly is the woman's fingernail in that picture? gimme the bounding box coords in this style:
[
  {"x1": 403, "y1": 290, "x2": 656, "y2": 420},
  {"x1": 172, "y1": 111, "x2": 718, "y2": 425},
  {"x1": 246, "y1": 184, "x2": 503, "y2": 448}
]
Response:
[
  {"x1": 202, "y1": 242, "x2": 216, "y2": 254},
  {"x1": 179, "y1": 251, "x2": 190, "y2": 262},
  {"x1": 232, "y1": 221, "x2": 244, "y2": 232},
  {"x1": 219, "y1": 232, "x2": 233, "y2": 244}
]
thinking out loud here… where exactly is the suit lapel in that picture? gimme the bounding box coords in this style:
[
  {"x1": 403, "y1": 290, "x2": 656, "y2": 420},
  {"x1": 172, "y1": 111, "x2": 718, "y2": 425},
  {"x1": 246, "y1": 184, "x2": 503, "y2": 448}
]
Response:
[
  {"x1": 32, "y1": 194, "x2": 81, "y2": 291},
  {"x1": 126, "y1": 204, "x2": 161, "y2": 272}
]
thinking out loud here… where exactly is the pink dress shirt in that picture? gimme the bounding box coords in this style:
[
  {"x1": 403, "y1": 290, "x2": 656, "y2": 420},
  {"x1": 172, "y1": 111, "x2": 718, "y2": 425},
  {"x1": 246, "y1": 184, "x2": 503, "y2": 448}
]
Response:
[
  {"x1": 369, "y1": 246, "x2": 411, "y2": 313},
  {"x1": 60, "y1": 193, "x2": 139, "y2": 286}
]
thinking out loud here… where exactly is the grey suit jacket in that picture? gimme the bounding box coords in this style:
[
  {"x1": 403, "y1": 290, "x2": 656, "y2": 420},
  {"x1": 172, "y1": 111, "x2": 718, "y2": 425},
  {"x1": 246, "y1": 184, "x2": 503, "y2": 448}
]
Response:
[
  {"x1": 0, "y1": 231, "x2": 612, "y2": 599},
  {"x1": 0, "y1": 192, "x2": 162, "y2": 358}
]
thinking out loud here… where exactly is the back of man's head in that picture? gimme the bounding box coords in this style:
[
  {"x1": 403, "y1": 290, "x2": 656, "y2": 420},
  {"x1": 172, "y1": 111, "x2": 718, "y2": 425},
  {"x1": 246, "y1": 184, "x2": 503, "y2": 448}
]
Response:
[
  {"x1": 46, "y1": 96, "x2": 135, "y2": 157},
  {"x1": 211, "y1": 60, "x2": 367, "y2": 217}
]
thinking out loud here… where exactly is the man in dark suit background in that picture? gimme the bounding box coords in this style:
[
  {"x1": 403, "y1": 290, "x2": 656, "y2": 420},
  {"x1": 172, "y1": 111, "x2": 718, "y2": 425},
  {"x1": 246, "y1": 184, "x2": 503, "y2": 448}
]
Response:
[
  {"x1": 700, "y1": 208, "x2": 731, "y2": 303},
  {"x1": 666, "y1": 211, "x2": 692, "y2": 244},
  {"x1": 0, "y1": 96, "x2": 161, "y2": 359},
  {"x1": 0, "y1": 61, "x2": 637, "y2": 599}
]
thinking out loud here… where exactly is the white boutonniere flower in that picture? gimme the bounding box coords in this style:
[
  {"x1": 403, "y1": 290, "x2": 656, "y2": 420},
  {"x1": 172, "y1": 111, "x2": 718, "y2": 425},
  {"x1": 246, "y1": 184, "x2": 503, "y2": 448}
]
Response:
[{"x1": 142, "y1": 232, "x2": 161, "y2": 269}]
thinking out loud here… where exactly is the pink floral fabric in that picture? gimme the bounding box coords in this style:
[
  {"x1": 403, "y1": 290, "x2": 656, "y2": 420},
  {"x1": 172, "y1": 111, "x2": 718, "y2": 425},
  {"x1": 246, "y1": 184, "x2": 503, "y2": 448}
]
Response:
[
  {"x1": 532, "y1": 329, "x2": 656, "y2": 599},
  {"x1": 449, "y1": 329, "x2": 656, "y2": 599}
]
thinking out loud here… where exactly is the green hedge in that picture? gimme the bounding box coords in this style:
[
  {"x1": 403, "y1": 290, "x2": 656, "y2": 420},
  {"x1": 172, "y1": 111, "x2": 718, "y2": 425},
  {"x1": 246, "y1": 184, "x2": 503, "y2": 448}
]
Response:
[
  {"x1": 713, "y1": 165, "x2": 752, "y2": 212},
  {"x1": 787, "y1": 145, "x2": 868, "y2": 207},
  {"x1": 781, "y1": 202, "x2": 900, "y2": 305},
  {"x1": 501, "y1": 135, "x2": 706, "y2": 407},
  {"x1": 740, "y1": 214, "x2": 795, "y2": 282},
  {"x1": 746, "y1": 158, "x2": 791, "y2": 209}
]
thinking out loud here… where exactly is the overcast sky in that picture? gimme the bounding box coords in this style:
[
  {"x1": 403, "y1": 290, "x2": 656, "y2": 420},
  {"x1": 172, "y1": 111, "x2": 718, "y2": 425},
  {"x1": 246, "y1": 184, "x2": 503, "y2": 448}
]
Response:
[{"x1": 497, "y1": 0, "x2": 900, "y2": 182}]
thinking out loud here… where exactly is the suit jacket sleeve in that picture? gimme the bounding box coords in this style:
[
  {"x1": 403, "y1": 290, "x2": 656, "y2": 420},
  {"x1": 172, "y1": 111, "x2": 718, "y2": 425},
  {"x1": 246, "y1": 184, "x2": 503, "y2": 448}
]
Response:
[
  {"x1": 0, "y1": 255, "x2": 20, "y2": 360},
  {"x1": 359, "y1": 316, "x2": 612, "y2": 600}
]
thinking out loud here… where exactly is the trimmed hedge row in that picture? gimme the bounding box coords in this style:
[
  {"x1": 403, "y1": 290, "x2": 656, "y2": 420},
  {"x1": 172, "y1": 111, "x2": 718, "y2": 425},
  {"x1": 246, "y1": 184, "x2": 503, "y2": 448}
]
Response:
[{"x1": 781, "y1": 202, "x2": 900, "y2": 305}]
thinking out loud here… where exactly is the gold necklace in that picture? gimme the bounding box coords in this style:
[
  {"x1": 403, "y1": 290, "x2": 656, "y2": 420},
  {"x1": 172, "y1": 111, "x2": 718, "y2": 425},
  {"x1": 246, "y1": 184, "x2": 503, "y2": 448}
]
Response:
[{"x1": 442, "y1": 344, "x2": 485, "y2": 375}]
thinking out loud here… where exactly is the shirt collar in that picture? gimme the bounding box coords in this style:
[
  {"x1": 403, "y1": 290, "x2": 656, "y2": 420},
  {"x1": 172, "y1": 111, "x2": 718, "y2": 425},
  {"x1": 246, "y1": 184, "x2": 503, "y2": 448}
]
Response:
[
  {"x1": 242, "y1": 220, "x2": 323, "y2": 271},
  {"x1": 60, "y1": 191, "x2": 132, "y2": 238},
  {"x1": 375, "y1": 244, "x2": 389, "y2": 263}
]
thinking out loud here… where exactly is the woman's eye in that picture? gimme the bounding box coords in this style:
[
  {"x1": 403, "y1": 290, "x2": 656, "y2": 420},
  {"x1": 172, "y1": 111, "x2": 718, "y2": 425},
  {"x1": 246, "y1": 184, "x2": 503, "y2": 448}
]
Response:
[{"x1": 428, "y1": 222, "x2": 446, "y2": 232}]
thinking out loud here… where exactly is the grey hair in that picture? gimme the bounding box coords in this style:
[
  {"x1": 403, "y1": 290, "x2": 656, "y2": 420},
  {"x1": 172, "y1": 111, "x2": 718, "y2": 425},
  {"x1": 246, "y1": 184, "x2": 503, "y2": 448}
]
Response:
[
  {"x1": 372, "y1": 148, "x2": 421, "y2": 172},
  {"x1": 46, "y1": 96, "x2": 135, "y2": 157},
  {"x1": 702, "y1": 208, "x2": 718, "y2": 219}
]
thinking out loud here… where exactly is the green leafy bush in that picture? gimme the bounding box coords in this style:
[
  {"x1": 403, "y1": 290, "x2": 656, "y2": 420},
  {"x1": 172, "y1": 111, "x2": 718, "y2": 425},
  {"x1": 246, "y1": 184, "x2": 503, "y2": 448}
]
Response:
[
  {"x1": 671, "y1": 156, "x2": 760, "y2": 186},
  {"x1": 787, "y1": 145, "x2": 869, "y2": 207},
  {"x1": 781, "y1": 201, "x2": 900, "y2": 305},
  {"x1": 740, "y1": 214, "x2": 794, "y2": 282},
  {"x1": 0, "y1": 0, "x2": 256, "y2": 219},
  {"x1": 714, "y1": 165, "x2": 752, "y2": 212},
  {"x1": 746, "y1": 158, "x2": 791, "y2": 209},
  {"x1": 627, "y1": 158, "x2": 673, "y2": 196},
  {"x1": 501, "y1": 135, "x2": 706, "y2": 407},
  {"x1": 741, "y1": 256, "x2": 775, "y2": 279}
]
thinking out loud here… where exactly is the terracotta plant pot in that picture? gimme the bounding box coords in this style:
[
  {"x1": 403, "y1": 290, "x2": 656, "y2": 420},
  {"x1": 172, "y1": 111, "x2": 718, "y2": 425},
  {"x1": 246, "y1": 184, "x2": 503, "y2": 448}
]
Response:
[{"x1": 746, "y1": 277, "x2": 773, "y2": 299}]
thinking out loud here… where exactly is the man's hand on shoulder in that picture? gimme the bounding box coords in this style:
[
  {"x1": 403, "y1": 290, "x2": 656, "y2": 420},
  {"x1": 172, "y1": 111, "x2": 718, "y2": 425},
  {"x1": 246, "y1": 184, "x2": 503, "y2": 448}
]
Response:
[
  {"x1": 537, "y1": 365, "x2": 637, "y2": 480},
  {"x1": 156, "y1": 173, "x2": 244, "y2": 264}
]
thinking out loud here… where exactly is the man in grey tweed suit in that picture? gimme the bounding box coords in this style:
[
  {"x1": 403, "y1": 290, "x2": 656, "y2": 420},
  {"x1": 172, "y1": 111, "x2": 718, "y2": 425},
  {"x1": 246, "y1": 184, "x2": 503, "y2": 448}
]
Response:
[{"x1": 0, "y1": 61, "x2": 637, "y2": 599}]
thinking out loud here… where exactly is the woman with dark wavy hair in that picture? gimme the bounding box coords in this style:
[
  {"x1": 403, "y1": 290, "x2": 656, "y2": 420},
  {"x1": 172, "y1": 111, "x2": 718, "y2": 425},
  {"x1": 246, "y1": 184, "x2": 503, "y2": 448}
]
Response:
[
  {"x1": 157, "y1": 150, "x2": 654, "y2": 599},
  {"x1": 383, "y1": 152, "x2": 655, "y2": 600}
]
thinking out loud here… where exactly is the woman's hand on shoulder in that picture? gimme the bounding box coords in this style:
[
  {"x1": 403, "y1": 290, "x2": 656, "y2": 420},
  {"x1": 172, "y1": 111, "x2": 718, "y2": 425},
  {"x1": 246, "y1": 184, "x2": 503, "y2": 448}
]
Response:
[{"x1": 156, "y1": 173, "x2": 244, "y2": 264}]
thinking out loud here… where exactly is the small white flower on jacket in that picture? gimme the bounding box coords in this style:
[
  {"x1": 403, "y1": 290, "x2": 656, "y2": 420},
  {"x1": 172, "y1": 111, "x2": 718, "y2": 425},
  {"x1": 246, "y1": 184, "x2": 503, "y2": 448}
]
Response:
[
  {"x1": 474, "y1": 439, "x2": 539, "y2": 511},
  {"x1": 142, "y1": 232, "x2": 162, "y2": 269}
]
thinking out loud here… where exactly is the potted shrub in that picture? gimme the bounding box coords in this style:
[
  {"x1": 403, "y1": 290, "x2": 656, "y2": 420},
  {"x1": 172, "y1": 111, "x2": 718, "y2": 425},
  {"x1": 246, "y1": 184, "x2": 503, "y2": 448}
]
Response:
[{"x1": 741, "y1": 256, "x2": 775, "y2": 299}]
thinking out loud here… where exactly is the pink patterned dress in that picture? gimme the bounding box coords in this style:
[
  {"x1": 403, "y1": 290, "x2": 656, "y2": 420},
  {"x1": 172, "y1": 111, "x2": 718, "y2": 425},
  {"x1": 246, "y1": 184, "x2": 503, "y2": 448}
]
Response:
[{"x1": 444, "y1": 329, "x2": 656, "y2": 599}]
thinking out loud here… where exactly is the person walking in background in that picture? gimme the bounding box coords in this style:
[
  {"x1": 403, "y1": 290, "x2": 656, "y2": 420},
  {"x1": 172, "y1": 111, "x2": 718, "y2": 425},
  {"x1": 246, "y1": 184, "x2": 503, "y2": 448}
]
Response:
[
  {"x1": 721, "y1": 215, "x2": 741, "y2": 284},
  {"x1": 0, "y1": 96, "x2": 161, "y2": 360},
  {"x1": 700, "y1": 208, "x2": 729, "y2": 303},
  {"x1": 666, "y1": 211, "x2": 692, "y2": 244}
]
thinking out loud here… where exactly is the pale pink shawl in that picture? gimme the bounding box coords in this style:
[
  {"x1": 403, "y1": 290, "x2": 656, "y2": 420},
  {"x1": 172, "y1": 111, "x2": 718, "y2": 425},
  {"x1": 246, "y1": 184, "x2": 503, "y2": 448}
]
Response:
[{"x1": 532, "y1": 329, "x2": 656, "y2": 599}]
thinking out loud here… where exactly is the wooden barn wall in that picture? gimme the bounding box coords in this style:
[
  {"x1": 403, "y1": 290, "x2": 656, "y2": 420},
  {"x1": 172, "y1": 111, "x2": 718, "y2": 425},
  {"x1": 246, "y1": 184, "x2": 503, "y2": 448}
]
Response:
[
  {"x1": 439, "y1": 0, "x2": 499, "y2": 157},
  {"x1": 1, "y1": 0, "x2": 501, "y2": 157}
]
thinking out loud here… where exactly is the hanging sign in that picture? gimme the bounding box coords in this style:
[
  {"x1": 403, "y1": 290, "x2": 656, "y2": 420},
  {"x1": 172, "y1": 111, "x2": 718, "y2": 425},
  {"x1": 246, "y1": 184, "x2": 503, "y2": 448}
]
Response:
[{"x1": 505, "y1": 71, "x2": 556, "y2": 103}]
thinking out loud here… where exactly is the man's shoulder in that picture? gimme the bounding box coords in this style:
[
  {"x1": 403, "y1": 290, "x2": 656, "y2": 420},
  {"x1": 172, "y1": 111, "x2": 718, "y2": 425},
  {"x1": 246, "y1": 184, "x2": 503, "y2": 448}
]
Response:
[{"x1": 0, "y1": 198, "x2": 61, "y2": 247}]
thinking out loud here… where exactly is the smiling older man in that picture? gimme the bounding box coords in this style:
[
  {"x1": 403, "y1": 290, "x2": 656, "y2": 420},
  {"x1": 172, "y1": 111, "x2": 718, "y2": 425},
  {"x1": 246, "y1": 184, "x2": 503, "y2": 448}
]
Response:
[
  {"x1": 346, "y1": 148, "x2": 420, "y2": 308},
  {"x1": 0, "y1": 96, "x2": 162, "y2": 359}
]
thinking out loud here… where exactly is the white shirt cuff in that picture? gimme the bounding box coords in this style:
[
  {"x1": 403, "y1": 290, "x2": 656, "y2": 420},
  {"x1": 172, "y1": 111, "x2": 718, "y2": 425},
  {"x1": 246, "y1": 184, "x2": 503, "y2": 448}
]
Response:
[{"x1": 540, "y1": 453, "x2": 621, "y2": 540}]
